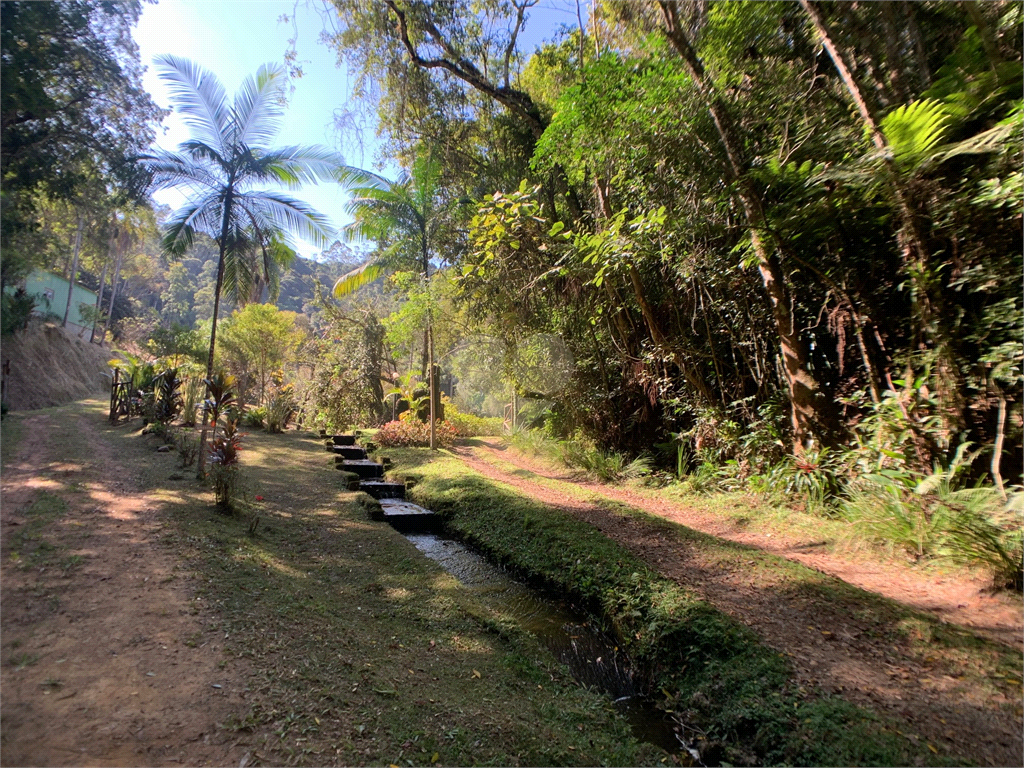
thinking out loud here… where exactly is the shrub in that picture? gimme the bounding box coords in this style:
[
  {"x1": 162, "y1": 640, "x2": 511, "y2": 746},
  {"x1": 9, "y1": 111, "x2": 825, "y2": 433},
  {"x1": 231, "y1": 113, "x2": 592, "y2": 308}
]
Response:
[
  {"x1": 760, "y1": 447, "x2": 844, "y2": 514},
  {"x1": 1, "y1": 289, "x2": 35, "y2": 335},
  {"x1": 843, "y1": 445, "x2": 1023, "y2": 588},
  {"x1": 208, "y1": 415, "x2": 242, "y2": 511},
  {"x1": 375, "y1": 419, "x2": 457, "y2": 449},
  {"x1": 180, "y1": 375, "x2": 204, "y2": 426},
  {"x1": 442, "y1": 398, "x2": 504, "y2": 437},
  {"x1": 265, "y1": 386, "x2": 296, "y2": 433},
  {"x1": 557, "y1": 436, "x2": 652, "y2": 482},
  {"x1": 506, "y1": 426, "x2": 558, "y2": 458},
  {"x1": 242, "y1": 407, "x2": 267, "y2": 429},
  {"x1": 154, "y1": 368, "x2": 183, "y2": 425},
  {"x1": 177, "y1": 431, "x2": 200, "y2": 467}
]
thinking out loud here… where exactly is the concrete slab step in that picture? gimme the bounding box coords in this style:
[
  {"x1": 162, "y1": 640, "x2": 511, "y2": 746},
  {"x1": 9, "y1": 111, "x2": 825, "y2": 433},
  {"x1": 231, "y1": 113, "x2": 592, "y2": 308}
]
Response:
[
  {"x1": 331, "y1": 434, "x2": 357, "y2": 446},
  {"x1": 359, "y1": 480, "x2": 406, "y2": 500},
  {"x1": 377, "y1": 499, "x2": 439, "y2": 532},
  {"x1": 333, "y1": 445, "x2": 368, "y2": 460},
  {"x1": 340, "y1": 459, "x2": 383, "y2": 479}
]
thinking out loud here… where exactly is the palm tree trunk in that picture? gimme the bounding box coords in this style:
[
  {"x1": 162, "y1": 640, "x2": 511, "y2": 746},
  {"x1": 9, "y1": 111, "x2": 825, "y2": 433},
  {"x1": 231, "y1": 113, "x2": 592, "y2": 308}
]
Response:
[
  {"x1": 62, "y1": 214, "x2": 84, "y2": 328},
  {"x1": 196, "y1": 199, "x2": 232, "y2": 478}
]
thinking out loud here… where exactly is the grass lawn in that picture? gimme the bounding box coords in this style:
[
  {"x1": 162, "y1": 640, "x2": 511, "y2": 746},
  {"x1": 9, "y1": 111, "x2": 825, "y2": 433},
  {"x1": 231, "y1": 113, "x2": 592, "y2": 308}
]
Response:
[{"x1": 84, "y1": 409, "x2": 666, "y2": 767}]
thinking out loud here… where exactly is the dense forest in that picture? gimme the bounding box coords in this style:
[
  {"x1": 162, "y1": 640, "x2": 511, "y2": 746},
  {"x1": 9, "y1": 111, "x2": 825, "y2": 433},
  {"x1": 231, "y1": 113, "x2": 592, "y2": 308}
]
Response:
[
  {"x1": 3, "y1": 1, "x2": 1021, "y2": 532},
  {"x1": 320, "y1": 0, "x2": 1022, "y2": 484}
]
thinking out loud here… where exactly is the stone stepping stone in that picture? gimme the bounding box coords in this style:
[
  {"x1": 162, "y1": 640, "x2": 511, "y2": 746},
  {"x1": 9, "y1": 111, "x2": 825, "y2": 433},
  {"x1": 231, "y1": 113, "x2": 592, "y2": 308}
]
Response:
[{"x1": 331, "y1": 434, "x2": 357, "y2": 446}]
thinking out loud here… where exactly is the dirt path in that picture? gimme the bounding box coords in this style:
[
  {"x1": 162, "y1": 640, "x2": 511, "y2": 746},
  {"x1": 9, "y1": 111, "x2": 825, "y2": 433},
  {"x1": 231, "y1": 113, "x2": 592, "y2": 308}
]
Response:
[
  {"x1": 453, "y1": 439, "x2": 1024, "y2": 767},
  {"x1": 1, "y1": 411, "x2": 248, "y2": 767}
]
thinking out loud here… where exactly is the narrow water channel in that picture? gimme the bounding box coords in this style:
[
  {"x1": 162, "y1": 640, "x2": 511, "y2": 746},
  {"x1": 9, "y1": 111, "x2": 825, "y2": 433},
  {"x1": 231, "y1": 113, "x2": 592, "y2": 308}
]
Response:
[{"x1": 403, "y1": 532, "x2": 687, "y2": 757}]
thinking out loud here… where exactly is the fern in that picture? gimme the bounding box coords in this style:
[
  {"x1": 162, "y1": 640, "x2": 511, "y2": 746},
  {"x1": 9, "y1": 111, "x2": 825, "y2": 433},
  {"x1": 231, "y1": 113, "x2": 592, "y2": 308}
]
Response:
[{"x1": 880, "y1": 99, "x2": 950, "y2": 171}]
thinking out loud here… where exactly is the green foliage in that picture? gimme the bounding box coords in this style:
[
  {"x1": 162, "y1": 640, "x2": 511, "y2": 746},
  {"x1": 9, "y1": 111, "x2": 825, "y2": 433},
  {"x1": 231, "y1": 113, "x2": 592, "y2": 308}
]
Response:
[
  {"x1": 299, "y1": 311, "x2": 385, "y2": 432},
  {"x1": 386, "y1": 371, "x2": 429, "y2": 422},
  {"x1": 761, "y1": 448, "x2": 845, "y2": 514},
  {"x1": 241, "y1": 407, "x2": 267, "y2": 429},
  {"x1": 442, "y1": 398, "x2": 504, "y2": 437},
  {"x1": 176, "y1": 431, "x2": 200, "y2": 468},
  {"x1": 1, "y1": 288, "x2": 35, "y2": 335},
  {"x1": 208, "y1": 413, "x2": 242, "y2": 511},
  {"x1": 1, "y1": 0, "x2": 163, "y2": 243},
  {"x1": 202, "y1": 371, "x2": 237, "y2": 435},
  {"x1": 264, "y1": 381, "x2": 296, "y2": 433},
  {"x1": 153, "y1": 367, "x2": 183, "y2": 425},
  {"x1": 146, "y1": 323, "x2": 205, "y2": 365},
  {"x1": 844, "y1": 445, "x2": 1023, "y2": 586},
  {"x1": 557, "y1": 438, "x2": 652, "y2": 482},
  {"x1": 880, "y1": 99, "x2": 951, "y2": 172},
  {"x1": 218, "y1": 303, "x2": 303, "y2": 406},
  {"x1": 180, "y1": 374, "x2": 204, "y2": 427}
]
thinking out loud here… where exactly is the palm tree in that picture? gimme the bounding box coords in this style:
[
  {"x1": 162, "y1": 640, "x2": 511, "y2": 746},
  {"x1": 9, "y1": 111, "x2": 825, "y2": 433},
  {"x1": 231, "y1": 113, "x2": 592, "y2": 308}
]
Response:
[
  {"x1": 146, "y1": 55, "x2": 338, "y2": 474},
  {"x1": 333, "y1": 154, "x2": 445, "y2": 449}
]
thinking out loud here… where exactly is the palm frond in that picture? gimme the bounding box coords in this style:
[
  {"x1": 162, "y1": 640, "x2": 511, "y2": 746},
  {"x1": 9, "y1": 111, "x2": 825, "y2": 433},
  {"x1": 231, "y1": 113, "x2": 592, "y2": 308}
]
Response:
[
  {"x1": 161, "y1": 195, "x2": 224, "y2": 257},
  {"x1": 222, "y1": 243, "x2": 260, "y2": 307},
  {"x1": 144, "y1": 148, "x2": 222, "y2": 192},
  {"x1": 236, "y1": 191, "x2": 335, "y2": 249},
  {"x1": 333, "y1": 260, "x2": 385, "y2": 297},
  {"x1": 880, "y1": 99, "x2": 950, "y2": 171},
  {"x1": 230, "y1": 62, "x2": 286, "y2": 148},
  {"x1": 154, "y1": 54, "x2": 230, "y2": 156},
  {"x1": 925, "y1": 120, "x2": 1016, "y2": 168},
  {"x1": 335, "y1": 165, "x2": 393, "y2": 190},
  {"x1": 259, "y1": 145, "x2": 344, "y2": 189}
]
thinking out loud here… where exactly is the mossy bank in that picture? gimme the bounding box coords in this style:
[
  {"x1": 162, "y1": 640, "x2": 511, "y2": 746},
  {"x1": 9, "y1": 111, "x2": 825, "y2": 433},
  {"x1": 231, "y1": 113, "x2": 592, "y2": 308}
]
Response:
[{"x1": 391, "y1": 446, "x2": 978, "y2": 767}]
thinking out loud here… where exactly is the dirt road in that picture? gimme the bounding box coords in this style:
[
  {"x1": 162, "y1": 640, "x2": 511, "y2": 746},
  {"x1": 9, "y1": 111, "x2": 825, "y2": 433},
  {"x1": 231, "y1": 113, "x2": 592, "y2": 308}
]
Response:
[{"x1": 1, "y1": 409, "x2": 248, "y2": 767}]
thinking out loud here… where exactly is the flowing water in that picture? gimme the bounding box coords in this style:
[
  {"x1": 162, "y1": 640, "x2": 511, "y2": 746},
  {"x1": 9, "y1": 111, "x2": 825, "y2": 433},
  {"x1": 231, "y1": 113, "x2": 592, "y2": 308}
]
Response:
[{"x1": 404, "y1": 532, "x2": 690, "y2": 757}]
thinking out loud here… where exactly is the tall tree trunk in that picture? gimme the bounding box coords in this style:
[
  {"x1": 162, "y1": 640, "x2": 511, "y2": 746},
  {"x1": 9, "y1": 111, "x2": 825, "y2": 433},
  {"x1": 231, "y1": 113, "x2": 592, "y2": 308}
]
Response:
[
  {"x1": 656, "y1": 1, "x2": 831, "y2": 450},
  {"x1": 100, "y1": 235, "x2": 124, "y2": 344},
  {"x1": 90, "y1": 226, "x2": 116, "y2": 343},
  {"x1": 428, "y1": 323, "x2": 436, "y2": 450},
  {"x1": 62, "y1": 214, "x2": 84, "y2": 328},
  {"x1": 800, "y1": 0, "x2": 963, "y2": 433}
]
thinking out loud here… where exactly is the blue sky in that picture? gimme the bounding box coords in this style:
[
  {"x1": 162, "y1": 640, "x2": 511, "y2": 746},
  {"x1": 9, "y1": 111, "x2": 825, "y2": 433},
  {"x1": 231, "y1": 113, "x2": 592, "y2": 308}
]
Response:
[{"x1": 134, "y1": 0, "x2": 587, "y2": 260}]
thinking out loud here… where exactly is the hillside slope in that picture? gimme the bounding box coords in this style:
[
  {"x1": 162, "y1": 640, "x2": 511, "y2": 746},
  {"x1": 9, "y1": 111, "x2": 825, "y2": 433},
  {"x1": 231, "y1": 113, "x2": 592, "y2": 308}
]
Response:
[{"x1": 1, "y1": 321, "x2": 116, "y2": 411}]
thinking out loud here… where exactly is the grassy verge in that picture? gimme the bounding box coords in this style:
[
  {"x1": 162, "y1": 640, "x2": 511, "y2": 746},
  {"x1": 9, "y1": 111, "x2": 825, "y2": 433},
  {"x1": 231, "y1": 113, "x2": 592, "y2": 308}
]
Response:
[
  {"x1": 389, "y1": 446, "x2": 1014, "y2": 767},
  {"x1": 91, "y1": 416, "x2": 663, "y2": 767},
  {"x1": 1, "y1": 413, "x2": 23, "y2": 468}
]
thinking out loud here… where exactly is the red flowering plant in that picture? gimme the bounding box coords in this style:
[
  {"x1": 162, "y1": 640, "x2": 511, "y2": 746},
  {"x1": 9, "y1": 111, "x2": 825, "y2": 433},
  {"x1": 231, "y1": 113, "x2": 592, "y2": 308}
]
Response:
[
  {"x1": 208, "y1": 408, "x2": 243, "y2": 511},
  {"x1": 375, "y1": 419, "x2": 458, "y2": 449}
]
